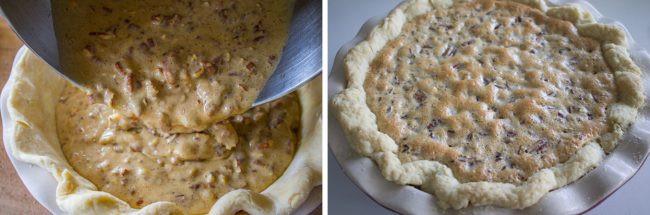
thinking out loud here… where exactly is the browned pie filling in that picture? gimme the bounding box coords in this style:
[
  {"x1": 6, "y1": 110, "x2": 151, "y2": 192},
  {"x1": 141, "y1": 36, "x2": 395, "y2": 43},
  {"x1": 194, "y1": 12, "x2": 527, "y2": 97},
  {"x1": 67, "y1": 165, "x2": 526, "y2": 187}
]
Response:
[{"x1": 364, "y1": 0, "x2": 617, "y2": 184}]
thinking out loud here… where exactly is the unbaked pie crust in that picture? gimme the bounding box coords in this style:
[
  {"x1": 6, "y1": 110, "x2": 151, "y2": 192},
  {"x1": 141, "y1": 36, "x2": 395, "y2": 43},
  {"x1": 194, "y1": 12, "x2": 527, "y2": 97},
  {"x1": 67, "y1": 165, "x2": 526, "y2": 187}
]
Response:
[
  {"x1": 7, "y1": 50, "x2": 322, "y2": 214},
  {"x1": 332, "y1": 0, "x2": 643, "y2": 209}
]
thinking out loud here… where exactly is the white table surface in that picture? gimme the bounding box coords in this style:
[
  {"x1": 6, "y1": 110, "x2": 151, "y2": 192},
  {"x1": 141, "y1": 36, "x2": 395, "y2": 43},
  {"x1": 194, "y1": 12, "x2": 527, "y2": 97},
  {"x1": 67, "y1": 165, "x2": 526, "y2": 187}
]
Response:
[{"x1": 327, "y1": 0, "x2": 650, "y2": 214}]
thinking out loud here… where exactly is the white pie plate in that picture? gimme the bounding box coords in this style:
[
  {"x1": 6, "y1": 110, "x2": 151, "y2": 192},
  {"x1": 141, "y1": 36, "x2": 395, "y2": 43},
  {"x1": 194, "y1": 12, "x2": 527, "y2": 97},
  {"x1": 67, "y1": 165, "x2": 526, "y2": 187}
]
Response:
[
  {"x1": 328, "y1": 0, "x2": 650, "y2": 214},
  {"x1": 1, "y1": 46, "x2": 322, "y2": 215}
]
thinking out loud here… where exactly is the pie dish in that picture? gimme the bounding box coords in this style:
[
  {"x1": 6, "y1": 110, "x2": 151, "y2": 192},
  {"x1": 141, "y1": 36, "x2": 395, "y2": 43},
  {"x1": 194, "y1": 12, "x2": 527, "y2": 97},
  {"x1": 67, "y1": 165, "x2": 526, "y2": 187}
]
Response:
[
  {"x1": 4, "y1": 48, "x2": 322, "y2": 214},
  {"x1": 332, "y1": 0, "x2": 645, "y2": 210}
]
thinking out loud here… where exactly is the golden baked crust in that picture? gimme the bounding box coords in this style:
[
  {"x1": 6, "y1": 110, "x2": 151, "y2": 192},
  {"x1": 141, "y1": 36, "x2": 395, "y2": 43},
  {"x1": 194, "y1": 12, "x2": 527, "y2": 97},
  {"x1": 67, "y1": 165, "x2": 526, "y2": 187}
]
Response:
[
  {"x1": 7, "y1": 49, "x2": 322, "y2": 214},
  {"x1": 332, "y1": 0, "x2": 643, "y2": 209}
]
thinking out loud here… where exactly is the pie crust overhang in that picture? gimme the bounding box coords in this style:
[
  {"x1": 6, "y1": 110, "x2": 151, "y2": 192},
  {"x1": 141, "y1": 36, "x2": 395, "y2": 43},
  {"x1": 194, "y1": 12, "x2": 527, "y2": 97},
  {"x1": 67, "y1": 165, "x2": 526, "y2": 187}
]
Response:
[
  {"x1": 332, "y1": 0, "x2": 644, "y2": 209},
  {"x1": 6, "y1": 49, "x2": 322, "y2": 214}
]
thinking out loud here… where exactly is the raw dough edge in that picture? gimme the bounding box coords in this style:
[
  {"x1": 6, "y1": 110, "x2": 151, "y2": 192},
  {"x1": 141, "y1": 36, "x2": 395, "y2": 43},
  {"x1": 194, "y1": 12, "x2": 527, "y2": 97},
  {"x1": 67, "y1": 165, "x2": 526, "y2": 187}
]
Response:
[{"x1": 7, "y1": 49, "x2": 322, "y2": 215}]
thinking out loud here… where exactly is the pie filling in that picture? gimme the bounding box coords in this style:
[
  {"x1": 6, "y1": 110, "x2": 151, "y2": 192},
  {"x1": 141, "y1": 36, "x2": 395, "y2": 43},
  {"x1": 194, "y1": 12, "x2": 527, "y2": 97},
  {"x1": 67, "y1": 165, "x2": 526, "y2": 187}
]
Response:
[
  {"x1": 53, "y1": 0, "x2": 294, "y2": 133},
  {"x1": 364, "y1": 0, "x2": 617, "y2": 184},
  {"x1": 57, "y1": 84, "x2": 301, "y2": 214},
  {"x1": 50, "y1": 0, "x2": 301, "y2": 213}
]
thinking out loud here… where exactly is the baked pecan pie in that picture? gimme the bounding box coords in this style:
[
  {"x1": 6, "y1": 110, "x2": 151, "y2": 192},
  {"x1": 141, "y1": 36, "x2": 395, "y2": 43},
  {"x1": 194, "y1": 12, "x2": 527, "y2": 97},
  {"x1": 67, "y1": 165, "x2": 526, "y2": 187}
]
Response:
[{"x1": 333, "y1": 0, "x2": 643, "y2": 209}]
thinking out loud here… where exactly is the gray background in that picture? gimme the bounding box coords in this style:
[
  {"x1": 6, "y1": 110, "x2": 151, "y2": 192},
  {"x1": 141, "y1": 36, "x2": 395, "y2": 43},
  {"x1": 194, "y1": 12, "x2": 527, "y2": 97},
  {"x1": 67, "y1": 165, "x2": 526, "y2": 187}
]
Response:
[{"x1": 328, "y1": 0, "x2": 650, "y2": 214}]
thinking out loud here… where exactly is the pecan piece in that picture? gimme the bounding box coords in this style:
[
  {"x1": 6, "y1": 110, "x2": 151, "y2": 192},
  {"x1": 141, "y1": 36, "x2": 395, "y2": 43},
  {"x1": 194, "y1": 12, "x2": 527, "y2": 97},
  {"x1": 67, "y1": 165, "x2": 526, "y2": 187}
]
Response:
[
  {"x1": 88, "y1": 31, "x2": 115, "y2": 40},
  {"x1": 246, "y1": 62, "x2": 256, "y2": 72},
  {"x1": 414, "y1": 90, "x2": 427, "y2": 103},
  {"x1": 114, "y1": 62, "x2": 127, "y2": 76},
  {"x1": 442, "y1": 45, "x2": 457, "y2": 57}
]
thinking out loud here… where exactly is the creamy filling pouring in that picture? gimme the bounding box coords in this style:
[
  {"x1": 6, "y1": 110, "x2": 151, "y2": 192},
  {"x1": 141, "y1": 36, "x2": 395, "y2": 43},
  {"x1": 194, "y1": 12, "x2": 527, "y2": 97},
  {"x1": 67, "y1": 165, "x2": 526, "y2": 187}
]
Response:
[
  {"x1": 53, "y1": 0, "x2": 294, "y2": 133},
  {"x1": 52, "y1": 1, "x2": 300, "y2": 213}
]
